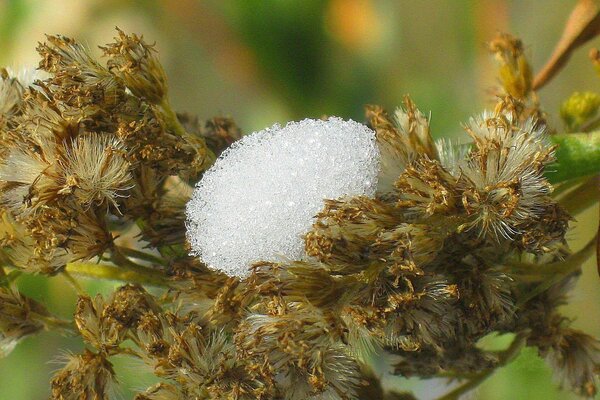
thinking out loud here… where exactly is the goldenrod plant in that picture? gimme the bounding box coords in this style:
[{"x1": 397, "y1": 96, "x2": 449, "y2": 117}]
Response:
[{"x1": 2, "y1": 4, "x2": 600, "y2": 399}]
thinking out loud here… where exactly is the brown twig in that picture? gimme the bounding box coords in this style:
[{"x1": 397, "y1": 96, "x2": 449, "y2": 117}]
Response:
[{"x1": 533, "y1": 0, "x2": 600, "y2": 90}]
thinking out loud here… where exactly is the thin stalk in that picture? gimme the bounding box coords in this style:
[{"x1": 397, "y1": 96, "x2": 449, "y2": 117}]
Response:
[
  {"x1": 510, "y1": 234, "x2": 596, "y2": 280},
  {"x1": 114, "y1": 346, "x2": 143, "y2": 359},
  {"x1": 551, "y1": 176, "x2": 588, "y2": 198},
  {"x1": 597, "y1": 207, "x2": 600, "y2": 278},
  {"x1": 65, "y1": 262, "x2": 169, "y2": 287},
  {"x1": 580, "y1": 115, "x2": 600, "y2": 132},
  {"x1": 116, "y1": 246, "x2": 168, "y2": 266},
  {"x1": 0, "y1": 269, "x2": 22, "y2": 286},
  {"x1": 61, "y1": 271, "x2": 85, "y2": 295},
  {"x1": 435, "y1": 332, "x2": 528, "y2": 400},
  {"x1": 511, "y1": 235, "x2": 597, "y2": 309},
  {"x1": 37, "y1": 314, "x2": 77, "y2": 335},
  {"x1": 557, "y1": 176, "x2": 599, "y2": 216},
  {"x1": 159, "y1": 98, "x2": 188, "y2": 138},
  {"x1": 110, "y1": 246, "x2": 166, "y2": 280}
]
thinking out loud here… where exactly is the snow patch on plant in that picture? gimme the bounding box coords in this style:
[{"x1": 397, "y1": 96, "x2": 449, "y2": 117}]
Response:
[{"x1": 186, "y1": 117, "x2": 380, "y2": 278}]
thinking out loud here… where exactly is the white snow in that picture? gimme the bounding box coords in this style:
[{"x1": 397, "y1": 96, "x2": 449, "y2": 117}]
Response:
[{"x1": 186, "y1": 117, "x2": 380, "y2": 278}]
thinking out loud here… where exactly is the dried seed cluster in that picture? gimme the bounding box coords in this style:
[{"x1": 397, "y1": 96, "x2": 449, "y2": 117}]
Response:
[{"x1": 0, "y1": 30, "x2": 599, "y2": 400}]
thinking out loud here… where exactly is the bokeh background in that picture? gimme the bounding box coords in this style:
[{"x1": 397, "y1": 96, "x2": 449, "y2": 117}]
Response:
[{"x1": 1, "y1": 0, "x2": 599, "y2": 399}]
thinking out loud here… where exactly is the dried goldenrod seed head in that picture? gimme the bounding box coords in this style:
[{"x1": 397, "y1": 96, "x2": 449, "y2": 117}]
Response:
[
  {"x1": 3, "y1": 66, "x2": 48, "y2": 88},
  {"x1": 488, "y1": 32, "x2": 532, "y2": 98},
  {"x1": 0, "y1": 136, "x2": 63, "y2": 214},
  {"x1": 544, "y1": 329, "x2": 600, "y2": 397},
  {"x1": 60, "y1": 134, "x2": 132, "y2": 208},
  {"x1": 461, "y1": 111, "x2": 555, "y2": 239},
  {"x1": 51, "y1": 349, "x2": 116, "y2": 400},
  {"x1": 0, "y1": 66, "x2": 45, "y2": 119},
  {"x1": 366, "y1": 97, "x2": 436, "y2": 194},
  {"x1": 435, "y1": 138, "x2": 469, "y2": 176},
  {"x1": 186, "y1": 117, "x2": 380, "y2": 278},
  {"x1": 103, "y1": 29, "x2": 168, "y2": 104},
  {"x1": 0, "y1": 285, "x2": 49, "y2": 357}
]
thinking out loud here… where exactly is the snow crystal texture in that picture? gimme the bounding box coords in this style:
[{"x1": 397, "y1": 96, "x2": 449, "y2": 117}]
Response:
[{"x1": 186, "y1": 117, "x2": 380, "y2": 278}]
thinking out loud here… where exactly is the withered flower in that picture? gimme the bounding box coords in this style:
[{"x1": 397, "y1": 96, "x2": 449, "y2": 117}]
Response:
[
  {"x1": 460, "y1": 110, "x2": 555, "y2": 240},
  {"x1": 51, "y1": 349, "x2": 116, "y2": 400},
  {"x1": 0, "y1": 285, "x2": 50, "y2": 357},
  {"x1": 0, "y1": 26, "x2": 598, "y2": 400},
  {"x1": 488, "y1": 32, "x2": 532, "y2": 99},
  {"x1": 60, "y1": 133, "x2": 133, "y2": 208},
  {"x1": 103, "y1": 29, "x2": 168, "y2": 104}
]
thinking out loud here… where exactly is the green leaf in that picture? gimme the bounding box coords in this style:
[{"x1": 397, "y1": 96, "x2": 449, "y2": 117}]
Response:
[{"x1": 547, "y1": 131, "x2": 600, "y2": 183}]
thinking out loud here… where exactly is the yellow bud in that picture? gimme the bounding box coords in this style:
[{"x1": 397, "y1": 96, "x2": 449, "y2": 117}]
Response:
[{"x1": 560, "y1": 91, "x2": 600, "y2": 131}]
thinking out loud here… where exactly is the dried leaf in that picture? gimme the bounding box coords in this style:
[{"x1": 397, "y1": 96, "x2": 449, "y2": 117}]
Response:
[{"x1": 533, "y1": 0, "x2": 600, "y2": 90}]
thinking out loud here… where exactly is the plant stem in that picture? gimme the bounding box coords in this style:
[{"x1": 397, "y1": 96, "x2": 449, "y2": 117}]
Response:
[
  {"x1": 61, "y1": 271, "x2": 85, "y2": 295},
  {"x1": 435, "y1": 332, "x2": 528, "y2": 400},
  {"x1": 39, "y1": 314, "x2": 77, "y2": 335},
  {"x1": 159, "y1": 98, "x2": 188, "y2": 137},
  {"x1": 511, "y1": 235, "x2": 597, "y2": 309},
  {"x1": 110, "y1": 246, "x2": 164, "y2": 278},
  {"x1": 116, "y1": 246, "x2": 168, "y2": 266},
  {"x1": 65, "y1": 262, "x2": 169, "y2": 287},
  {"x1": 557, "y1": 176, "x2": 599, "y2": 216},
  {"x1": 510, "y1": 234, "x2": 596, "y2": 280}
]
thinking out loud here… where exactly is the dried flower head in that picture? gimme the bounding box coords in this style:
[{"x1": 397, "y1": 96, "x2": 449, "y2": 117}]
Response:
[
  {"x1": 0, "y1": 285, "x2": 50, "y2": 357},
  {"x1": 488, "y1": 32, "x2": 532, "y2": 99},
  {"x1": 366, "y1": 96, "x2": 437, "y2": 193},
  {"x1": 102, "y1": 29, "x2": 168, "y2": 104},
  {"x1": 544, "y1": 329, "x2": 600, "y2": 397},
  {"x1": 460, "y1": 110, "x2": 555, "y2": 240},
  {"x1": 60, "y1": 134, "x2": 132, "y2": 208},
  {"x1": 236, "y1": 302, "x2": 361, "y2": 399},
  {"x1": 51, "y1": 349, "x2": 116, "y2": 400},
  {"x1": 37, "y1": 35, "x2": 125, "y2": 115}
]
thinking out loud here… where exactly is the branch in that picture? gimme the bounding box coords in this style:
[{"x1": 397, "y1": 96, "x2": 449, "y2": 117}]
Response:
[
  {"x1": 533, "y1": 0, "x2": 600, "y2": 90},
  {"x1": 557, "y1": 176, "x2": 599, "y2": 215},
  {"x1": 64, "y1": 262, "x2": 170, "y2": 287},
  {"x1": 435, "y1": 332, "x2": 528, "y2": 400}
]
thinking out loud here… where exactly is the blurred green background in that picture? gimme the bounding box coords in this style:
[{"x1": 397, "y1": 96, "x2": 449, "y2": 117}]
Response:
[{"x1": 1, "y1": 0, "x2": 599, "y2": 398}]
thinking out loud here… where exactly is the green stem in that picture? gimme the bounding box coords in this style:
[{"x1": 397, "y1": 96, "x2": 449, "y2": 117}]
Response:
[
  {"x1": 435, "y1": 332, "x2": 528, "y2": 400},
  {"x1": 511, "y1": 236, "x2": 597, "y2": 309},
  {"x1": 548, "y1": 131, "x2": 600, "y2": 183},
  {"x1": 557, "y1": 177, "x2": 599, "y2": 216},
  {"x1": 110, "y1": 246, "x2": 164, "y2": 279},
  {"x1": 551, "y1": 176, "x2": 588, "y2": 198},
  {"x1": 160, "y1": 98, "x2": 189, "y2": 137},
  {"x1": 65, "y1": 262, "x2": 169, "y2": 287},
  {"x1": 38, "y1": 314, "x2": 77, "y2": 335},
  {"x1": 116, "y1": 246, "x2": 167, "y2": 266},
  {"x1": 509, "y1": 234, "x2": 596, "y2": 281},
  {"x1": 61, "y1": 271, "x2": 85, "y2": 295},
  {"x1": 0, "y1": 269, "x2": 22, "y2": 286}
]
